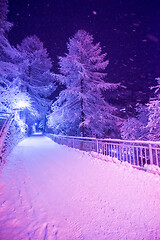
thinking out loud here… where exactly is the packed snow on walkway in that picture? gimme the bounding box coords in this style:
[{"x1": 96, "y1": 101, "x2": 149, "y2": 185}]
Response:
[{"x1": 0, "y1": 136, "x2": 160, "y2": 240}]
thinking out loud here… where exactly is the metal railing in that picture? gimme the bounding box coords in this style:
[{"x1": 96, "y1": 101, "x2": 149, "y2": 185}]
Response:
[
  {"x1": 0, "y1": 113, "x2": 14, "y2": 158},
  {"x1": 0, "y1": 112, "x2": 12, "y2": 137},
  {"x1": 48, "y1": 134, "x2": 160, "y2": 168}
]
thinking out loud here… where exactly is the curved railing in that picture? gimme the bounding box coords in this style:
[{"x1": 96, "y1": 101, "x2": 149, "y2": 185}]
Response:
[
  {"x1": 0, "y1": 113, "x2": 13, "y2": 135},
  {"x1": 48, "y1": 134, "x2": 160, "y2": 168},
  {"x1": 0, "y1": 112, "x2": 14, "y2": 159}
]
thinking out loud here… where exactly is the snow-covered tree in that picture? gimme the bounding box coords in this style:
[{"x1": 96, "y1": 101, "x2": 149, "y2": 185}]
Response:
[
  {"x1": 17, "y1": 35, "x2": 57, "y2": 130},
  {"x1": 0, "y1": 0, "x2": 23, "y2": 113},
  {"x1": 121, "y1": 118, "x2": 143, "y2": 140},
  {"x1": 146, "y1": 78, "x2": 160, "y2": 140},
  {"x1": 0, "y1": 0, "x2": 16, "y2": 62},
  {"x1": 121, "y1": 104, "x2": 148, "y2": 140},
  {"x1": 48, "y1": 30, "x2": 119, "y2": 137},
  {"x1": 0, "y1": 1, "x2": 29, "y2": 147},
  {"x1": 0, "y1": 0, "x2": 11, "y2": 33},
  {"x1": 147, "y1": 101, "x2": 160, "y2": 140},
  {"x1": 0, "y1": 0, "x2": 17, "y2": 84}
]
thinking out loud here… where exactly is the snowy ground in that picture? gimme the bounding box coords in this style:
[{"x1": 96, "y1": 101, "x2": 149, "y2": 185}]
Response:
[{"x1": 0, "y1": 136, "x2": 160, "y2": 240}]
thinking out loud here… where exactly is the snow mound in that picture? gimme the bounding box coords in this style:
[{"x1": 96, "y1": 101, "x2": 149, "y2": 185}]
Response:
[{"x1": 144, "y1": 164, "x2": 160, "y2": 175}]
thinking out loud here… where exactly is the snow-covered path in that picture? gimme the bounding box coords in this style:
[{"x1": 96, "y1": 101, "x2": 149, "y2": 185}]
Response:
[{"x1": 0, "y1": 136, "x2": 160, "y2": 240}]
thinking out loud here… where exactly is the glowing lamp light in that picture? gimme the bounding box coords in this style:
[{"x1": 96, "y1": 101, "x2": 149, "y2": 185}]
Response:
[{"x1": 16, "y1": 100, "x2": 29, "y2": 109}]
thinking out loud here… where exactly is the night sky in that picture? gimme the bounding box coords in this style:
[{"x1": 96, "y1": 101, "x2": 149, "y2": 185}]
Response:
[{"x1": 8, "y1": 0, "x2": 160, "y2": 110}]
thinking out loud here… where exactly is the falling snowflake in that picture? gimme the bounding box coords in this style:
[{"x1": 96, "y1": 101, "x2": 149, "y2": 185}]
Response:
[
  {"x1": 93, "y1": 11, "x2": 97, "y2": 15},
  {"x1": 129, "y1": 58, "x2": 134, "y2": 62},
  {"x1": 133, "y1": 23, "x2": 140, "y2": 27}
]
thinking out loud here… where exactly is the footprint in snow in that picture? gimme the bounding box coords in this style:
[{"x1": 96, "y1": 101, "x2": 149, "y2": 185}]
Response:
[{"x1": 37, "y1": 223, "x2": 58, "y2": 240}]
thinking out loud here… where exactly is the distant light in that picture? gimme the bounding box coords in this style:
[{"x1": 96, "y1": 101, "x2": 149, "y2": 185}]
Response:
[{"x1": 120, "y1": 108, "x2": 126, "y2": 112}]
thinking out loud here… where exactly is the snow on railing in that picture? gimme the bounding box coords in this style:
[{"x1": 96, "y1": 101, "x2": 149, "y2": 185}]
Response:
[
  {"x1": 0, "y1": 112, "x2": 11, "y2": 137},
  {"x1": 48, "y1": 134, "x2": 160, "y2": 168},
  {"x1": 0, "y1": 113, "x2": 14, "y2": 159}
]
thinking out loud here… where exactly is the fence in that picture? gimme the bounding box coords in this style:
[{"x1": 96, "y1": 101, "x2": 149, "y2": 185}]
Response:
[
  {"x1": 0, "y1": 112, "x2": 12, "y2": 137},
  {"x1": 48, "y1": 134, "x2": 160, "y2": 168},
  {"x1": 0, "y1": 113, "x2": 14, "y2": 158}
]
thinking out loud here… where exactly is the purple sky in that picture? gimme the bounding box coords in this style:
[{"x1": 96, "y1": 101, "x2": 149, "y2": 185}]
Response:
[{"x1": 8, "y1": 0, "x2": 160, "y2": 107}]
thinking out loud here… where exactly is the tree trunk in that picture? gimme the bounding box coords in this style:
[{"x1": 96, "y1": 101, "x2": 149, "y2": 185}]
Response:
[{"x1": 80, "y1": 78, "x2": 85, "y2": 137}]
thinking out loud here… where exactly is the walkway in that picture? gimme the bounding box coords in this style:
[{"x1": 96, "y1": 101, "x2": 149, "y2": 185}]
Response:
[{"x1": 0, "y1": 136, "x2": 160, "y2": 240}]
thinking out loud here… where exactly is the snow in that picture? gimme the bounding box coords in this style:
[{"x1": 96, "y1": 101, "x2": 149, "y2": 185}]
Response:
[
  {"x1": 0, "y1": 136, "x2": 160, "y2": 239},
  {"x1": 92, "y1": 11, "x2": 97, "y2": 15},
  {"x1": 48, "y1": 30, "x2": 118, "y2": 138}
]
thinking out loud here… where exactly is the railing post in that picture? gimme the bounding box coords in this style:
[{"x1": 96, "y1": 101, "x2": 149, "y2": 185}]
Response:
[
  {"x1": 0, "y1": 137, "x2": 2, "y2": 159},
  {"x1": 97, "y1": 139, "x2": 99, "y2": 153},
  {"x1": 149, "y1": 143, "x2": 153, "y2": 165}
]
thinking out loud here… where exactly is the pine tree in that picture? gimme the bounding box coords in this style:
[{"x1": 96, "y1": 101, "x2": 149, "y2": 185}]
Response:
[
  {"x1": 17, "y1": 35, "x2": 56, "y2": 129},
  {"x1": 0, "y1": 0, "x2": 30, "y2": 143},
  {"x1": 0, "y1": 0, "x2": 11, "y2": 33},
  {"x1": 0, "y1": 0, "x2": 24, "y2": 113},
  {"x1": 48, "y1": 30, "x2": 119, "y2": 138},
  {"x1": 147, "y1": 78, "x2": 160, "y2": 140},
  {"x1": 0, "y1": 0, "x2": 15, "y2": 62}
]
